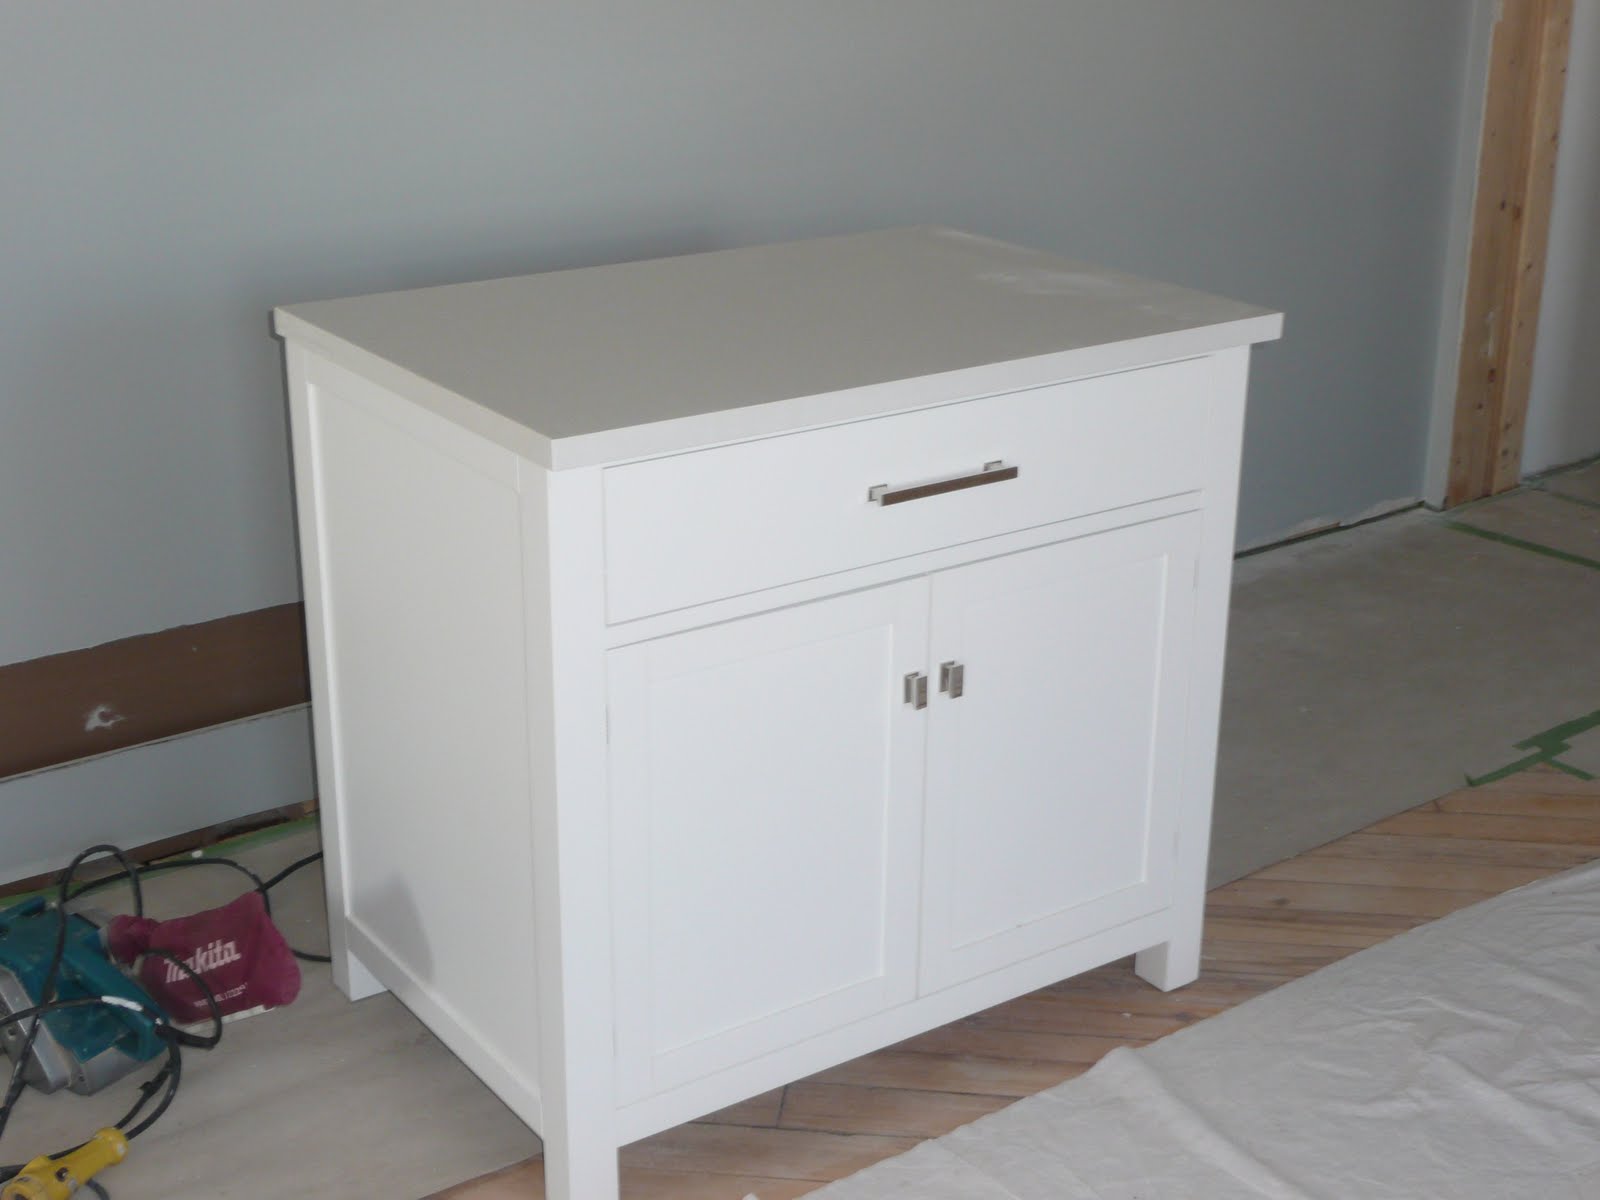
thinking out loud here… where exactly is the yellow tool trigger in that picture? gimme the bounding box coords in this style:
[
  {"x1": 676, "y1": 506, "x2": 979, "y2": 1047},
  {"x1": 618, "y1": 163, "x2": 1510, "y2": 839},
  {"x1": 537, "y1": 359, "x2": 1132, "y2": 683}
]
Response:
[{"x1": 1, "y1": 1127, "x2": 128, "y2": 1199}]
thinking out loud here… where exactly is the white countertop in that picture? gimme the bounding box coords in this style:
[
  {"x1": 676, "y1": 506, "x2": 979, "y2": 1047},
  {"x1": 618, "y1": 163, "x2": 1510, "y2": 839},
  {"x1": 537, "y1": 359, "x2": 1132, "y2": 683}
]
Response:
[{"x1": 274, "y1": 226, "x2": 1282, "y2": 469}]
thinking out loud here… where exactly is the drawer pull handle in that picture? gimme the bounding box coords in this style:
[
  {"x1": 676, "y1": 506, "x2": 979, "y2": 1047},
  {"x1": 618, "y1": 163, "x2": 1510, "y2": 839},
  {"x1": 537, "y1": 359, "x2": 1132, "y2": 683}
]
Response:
[{"x1": 868, "y1": 460, "x2": 1018, "y2": 506}]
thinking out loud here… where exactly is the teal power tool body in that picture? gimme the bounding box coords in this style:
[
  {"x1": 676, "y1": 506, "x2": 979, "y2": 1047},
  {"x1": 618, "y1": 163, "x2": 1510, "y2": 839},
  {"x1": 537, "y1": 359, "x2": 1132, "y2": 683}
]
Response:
[{"x1": 0, "y1": 898, "x2": 164, "y2": 1094}]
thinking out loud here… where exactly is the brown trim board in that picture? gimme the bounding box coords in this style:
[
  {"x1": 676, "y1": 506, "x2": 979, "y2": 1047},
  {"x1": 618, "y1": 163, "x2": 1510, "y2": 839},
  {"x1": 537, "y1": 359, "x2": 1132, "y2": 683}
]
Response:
[
  {"x1": 1446, "y1": 0, "x2": 1575, "y2": 506},
  {"x1": 0, "y1": 603, "x2": 311, "y2": 780}
]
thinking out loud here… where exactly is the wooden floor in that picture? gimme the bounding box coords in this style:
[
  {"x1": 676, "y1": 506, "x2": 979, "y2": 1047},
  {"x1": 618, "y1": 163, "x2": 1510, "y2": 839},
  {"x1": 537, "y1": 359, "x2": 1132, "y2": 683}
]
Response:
[{"x1": 433, "y1": 764, "x2": 1600, "y2": 1199}]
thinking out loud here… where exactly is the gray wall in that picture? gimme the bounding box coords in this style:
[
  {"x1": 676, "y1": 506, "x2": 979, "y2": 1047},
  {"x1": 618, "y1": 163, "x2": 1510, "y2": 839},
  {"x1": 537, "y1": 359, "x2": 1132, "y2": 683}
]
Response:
[
  {"x1": 2, "y1": 1, "x2": 1476, "y2": 666},
  {"x1": 1526, "y1": 0, "x2": 1600, "y2": 475}
]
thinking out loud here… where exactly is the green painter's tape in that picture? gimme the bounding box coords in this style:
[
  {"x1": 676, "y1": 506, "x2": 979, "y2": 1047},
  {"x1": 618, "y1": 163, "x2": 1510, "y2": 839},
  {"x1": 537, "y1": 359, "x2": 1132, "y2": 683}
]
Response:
[
  {"x1": 0, "y1": 815, "x2": 319, "y2": 907},
  {"x1": 1526, "y1": 453, "x2": 1600, "y2": 493},
  {"x1": 1538, "y1": 487, "x2": 1600, "y2": 515},
  {"x1": 1470, "y1": 706, "x2": 1600, "y2": 787},
  {"x1": 175, "y1": 814, "x2": 318, "y2": 860},
  {"x1": 1548, "y1": 759, "x2": 1599, "y2": 782},
  {"x1": 1466, "y1": 751, "x2": 1550, "y2": 788},
  {"x1": 1516, "y1": 707, "x2": 1600, "y2": 754},
  {"x1": 1444, "y1": 520, "x2": 1600, "y2": 573}
]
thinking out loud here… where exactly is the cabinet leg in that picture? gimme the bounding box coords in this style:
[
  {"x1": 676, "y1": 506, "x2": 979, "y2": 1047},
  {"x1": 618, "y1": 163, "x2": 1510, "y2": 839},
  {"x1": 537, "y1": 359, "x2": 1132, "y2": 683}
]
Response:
[
  {"x1": 1134, "y1": 926, "x2": 1201, "y2": 992},
  {"x1": 334, "y1": 942, "x2": 388, "y2": 1002},
  {"x1": 542, "y1": 1131, "x2": 620, "y2": 1200}
]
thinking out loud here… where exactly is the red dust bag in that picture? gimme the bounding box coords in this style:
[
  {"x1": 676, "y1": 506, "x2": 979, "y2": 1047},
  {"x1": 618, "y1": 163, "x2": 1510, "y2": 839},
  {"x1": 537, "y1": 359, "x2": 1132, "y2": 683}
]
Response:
[{"x1": 106, "y1": 890, "x2": 301, "y2": 1025}]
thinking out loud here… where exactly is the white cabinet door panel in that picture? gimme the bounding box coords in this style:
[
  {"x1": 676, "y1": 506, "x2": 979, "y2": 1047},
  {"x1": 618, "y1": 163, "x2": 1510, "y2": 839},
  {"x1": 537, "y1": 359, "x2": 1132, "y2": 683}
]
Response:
[
  {"x1": 609, "y1": 582, "x2": 929, "y2": 1100},
  {"x1": 920, "y1": 514, "x2": 1200, "y2": 993}
]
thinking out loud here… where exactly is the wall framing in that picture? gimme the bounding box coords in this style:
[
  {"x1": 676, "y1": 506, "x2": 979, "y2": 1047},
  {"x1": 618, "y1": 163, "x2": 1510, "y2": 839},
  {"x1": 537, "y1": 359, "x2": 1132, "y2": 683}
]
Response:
[{"x1": 1446, "y1": 0, "x2": 1576, "y2": 506}]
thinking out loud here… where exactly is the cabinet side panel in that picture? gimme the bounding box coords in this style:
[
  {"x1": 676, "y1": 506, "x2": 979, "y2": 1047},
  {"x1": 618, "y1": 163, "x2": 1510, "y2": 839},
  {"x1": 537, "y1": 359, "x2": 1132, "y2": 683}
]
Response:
[
  {"x1": 304, "y1": 362, "x2": 542, "y2": 1114},
  {"x1": 1136, "y1": 346, "x2": 1255, "y2": 989}
]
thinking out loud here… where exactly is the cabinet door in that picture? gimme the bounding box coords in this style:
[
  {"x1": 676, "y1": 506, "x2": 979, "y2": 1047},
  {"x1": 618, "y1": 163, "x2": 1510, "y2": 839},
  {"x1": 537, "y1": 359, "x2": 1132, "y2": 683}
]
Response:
[
  {"x1": 609, "y1": 582, "x2": 929, "y2": 1101},
  {"x1": 919, "y1": 513, "x2": 1200, "y2": 993}
]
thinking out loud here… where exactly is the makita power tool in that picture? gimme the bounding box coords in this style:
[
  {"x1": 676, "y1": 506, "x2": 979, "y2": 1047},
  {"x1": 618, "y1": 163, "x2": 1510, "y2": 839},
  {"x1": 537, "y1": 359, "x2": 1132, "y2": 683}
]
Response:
[{"x1": 0, "y1": 898, "x2": 164, "y2": 1095}]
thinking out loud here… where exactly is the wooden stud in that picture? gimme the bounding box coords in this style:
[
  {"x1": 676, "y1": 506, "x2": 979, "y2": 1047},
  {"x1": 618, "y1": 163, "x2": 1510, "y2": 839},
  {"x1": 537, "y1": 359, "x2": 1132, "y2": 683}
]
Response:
[{"x1": 1446, "y1": 0, "x2": 1575, "y2": 505}]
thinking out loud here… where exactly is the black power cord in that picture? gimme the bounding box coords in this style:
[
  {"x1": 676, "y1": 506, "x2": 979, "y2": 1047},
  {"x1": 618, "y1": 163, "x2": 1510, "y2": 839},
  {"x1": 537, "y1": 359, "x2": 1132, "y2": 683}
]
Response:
[
  {"x1": 66, "y1": 849, "x2": 330, "y2": 963},
  {"x1": 0, "y1": 840, "x2": 323, "y2": 1195}
]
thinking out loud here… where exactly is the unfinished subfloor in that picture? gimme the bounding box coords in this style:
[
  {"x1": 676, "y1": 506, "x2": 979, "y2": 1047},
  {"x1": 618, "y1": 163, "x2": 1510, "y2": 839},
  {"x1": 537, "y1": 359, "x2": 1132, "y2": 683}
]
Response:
[
  {"x1": 1212, "y1": 457, "x2": 1600, "y2": 883},
  {"x1": 5, "y1": 460, "x2": 1598, "y2": 1199}
]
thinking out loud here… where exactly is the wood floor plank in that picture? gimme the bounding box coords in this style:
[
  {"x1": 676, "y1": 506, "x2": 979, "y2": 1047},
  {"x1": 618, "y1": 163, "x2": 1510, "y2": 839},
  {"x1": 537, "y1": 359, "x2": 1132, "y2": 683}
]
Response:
[
  {"x1": 1038, "y1": 977, "x2": 1251, "y2": 1016},
  {"x1": 1201, "y1": 903, "x2": 1423, "y2": 935},
  {"x1": 1207, "y1": 877, "x2": 1497, "y2": 918},
  {"x1": 965, "y1": 995, "x2": 1202, "y2": 1040},
  {"x1": 616, "y1": 1171, "x2": 822, "y2": 1200},
  {"x1": 1200, "y1": 938, "x2": 1357, "y2": 973},
  {"x1": 697, "y1": 1088, "x2": 786, "y2": 1128},
  {"x1": 1203, "y1": 915, "x2": 1405, "y2": 950},
  {"x1": 614, "y1": 1172, "x2": 819, "y2": 1200},
  {"x1": 1302, "y1": 831, "x2": 1598, "y2": 870},
  {"x1": 1253, "y1": 853, "x2": 1551, "y2": 893},
  {"x1": 1040, "y1": 964, "x2": 1267, "y2": 1009},
  {"x1": 805, "y1": 1048, "x2": 1079, "y2": 1097},
  {"x1": 431, "y1": 1163, "x2": 819, "y2": 1200},
  {"x1": 779, "y1": 1082, "x2": 1014, "y2": 1138},
  {"x1": 621, "y1": 1124, "x2": 919, "y2": 1182},
  {"x1": 889, "y1": 1024, "x2": 1132, "y2": 1066},
  {"x1": 1363, "y1": 810, "x2": 1600, "y2": 844},
  {"x1": 1434, "y1": 789, "x2": 1600, "y2": 820},
  {"x1": 432, "y1": 769, "x2": 1600, "y2": 1200}
]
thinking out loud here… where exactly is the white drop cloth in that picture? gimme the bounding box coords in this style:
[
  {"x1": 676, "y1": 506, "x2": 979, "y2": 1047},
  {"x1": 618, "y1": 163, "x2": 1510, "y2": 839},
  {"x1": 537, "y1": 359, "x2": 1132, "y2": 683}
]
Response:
[{"x1": 811, "y1": 861, "x2": 1600, "y2": 1199}]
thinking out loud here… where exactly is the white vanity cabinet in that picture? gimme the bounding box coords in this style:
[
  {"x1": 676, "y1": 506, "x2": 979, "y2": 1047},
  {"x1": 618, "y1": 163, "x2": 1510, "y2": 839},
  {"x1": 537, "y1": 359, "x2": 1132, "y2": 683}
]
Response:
[{"x1": 274, "y1": 227, "x2": 1281, "y2": 1199}]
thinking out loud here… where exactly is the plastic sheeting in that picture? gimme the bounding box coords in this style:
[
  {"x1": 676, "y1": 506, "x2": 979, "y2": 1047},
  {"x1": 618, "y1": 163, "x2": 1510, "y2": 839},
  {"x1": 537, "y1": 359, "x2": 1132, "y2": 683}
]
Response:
[{"x1": 811, "y1": 861, "x2": 1600, "y2": 1199}]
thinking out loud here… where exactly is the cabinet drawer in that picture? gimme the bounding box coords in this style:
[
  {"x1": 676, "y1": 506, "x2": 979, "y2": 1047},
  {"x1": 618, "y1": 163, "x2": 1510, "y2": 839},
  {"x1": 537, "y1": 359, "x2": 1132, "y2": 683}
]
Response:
[{"x1": 603, "y1": 355, "x2": 1212, "y2": 622}]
